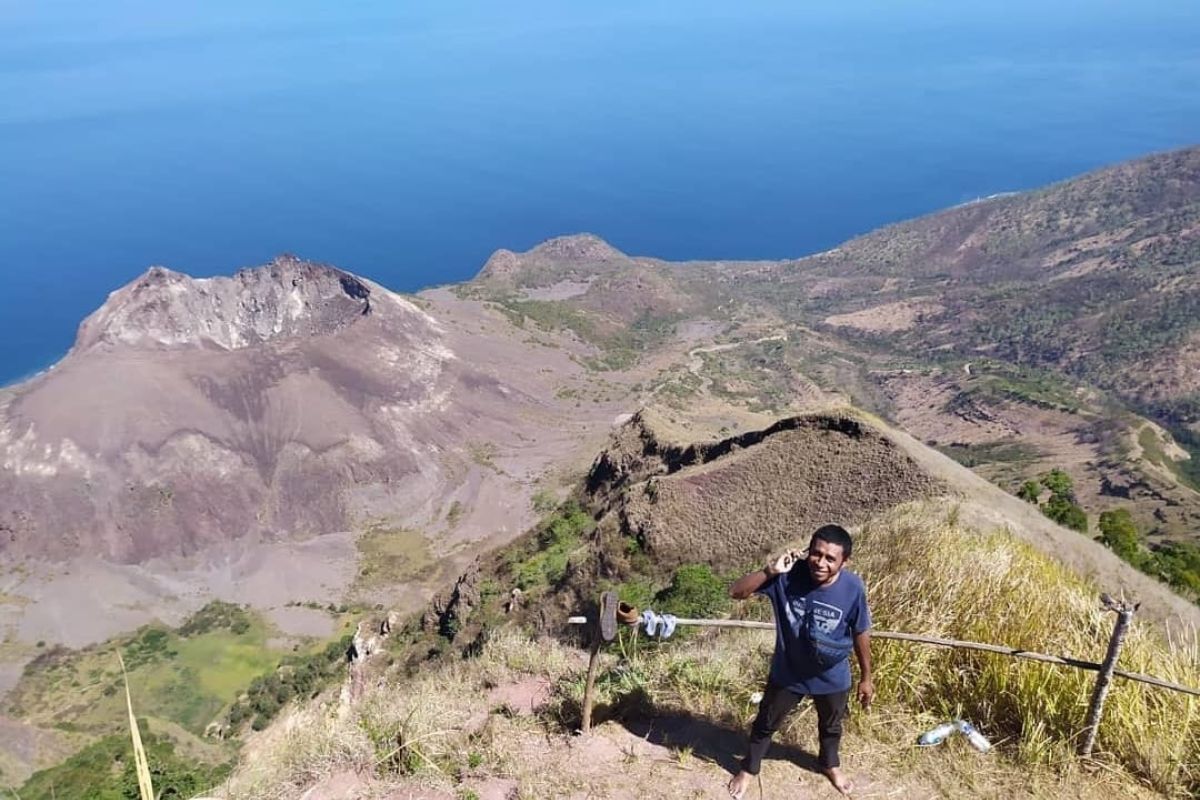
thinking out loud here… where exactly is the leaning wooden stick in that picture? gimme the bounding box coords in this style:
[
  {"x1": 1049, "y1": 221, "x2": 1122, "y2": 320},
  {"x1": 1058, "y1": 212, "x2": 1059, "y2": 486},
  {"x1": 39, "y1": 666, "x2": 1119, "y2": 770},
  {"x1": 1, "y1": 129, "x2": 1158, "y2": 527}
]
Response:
[{"x1": 1080, "y1": 595, "x2": 1138, "y2": 756}]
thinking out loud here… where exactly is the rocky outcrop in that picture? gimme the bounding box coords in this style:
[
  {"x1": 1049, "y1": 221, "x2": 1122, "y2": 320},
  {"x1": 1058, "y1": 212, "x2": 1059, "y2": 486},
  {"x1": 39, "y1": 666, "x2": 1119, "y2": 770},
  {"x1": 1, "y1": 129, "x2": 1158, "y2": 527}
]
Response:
[
  {"x1": 74, "y1": 256, "x2": 375, "y2": 353},
  {"x1": 475, "y1": 234, "x2": 628, "y2": 285},
  {"x1": 422, "y1": 560, "x2": 483, "y2": 637},
  {"x1": 591, "y1": 410, "x2": 945, "y2": 569}
]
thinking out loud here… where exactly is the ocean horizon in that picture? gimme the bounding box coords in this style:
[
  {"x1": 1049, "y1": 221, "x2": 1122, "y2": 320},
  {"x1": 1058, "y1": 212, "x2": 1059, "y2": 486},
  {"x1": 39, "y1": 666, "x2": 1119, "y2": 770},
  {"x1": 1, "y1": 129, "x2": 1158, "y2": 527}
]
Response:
[{"x1": 2, "y1": 0, "x2": 1199, "y2": 386}]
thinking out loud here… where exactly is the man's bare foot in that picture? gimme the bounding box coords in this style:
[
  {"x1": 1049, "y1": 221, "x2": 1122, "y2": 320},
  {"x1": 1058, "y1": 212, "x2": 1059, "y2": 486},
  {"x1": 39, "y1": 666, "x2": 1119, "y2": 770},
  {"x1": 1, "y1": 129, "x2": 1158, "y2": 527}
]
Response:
[
  {"x1": 823, "y1": 766, "x2": 854, "y2": 795},
  {"x1": 727, "y1": 770, "x2": 752, "y2": 799}
]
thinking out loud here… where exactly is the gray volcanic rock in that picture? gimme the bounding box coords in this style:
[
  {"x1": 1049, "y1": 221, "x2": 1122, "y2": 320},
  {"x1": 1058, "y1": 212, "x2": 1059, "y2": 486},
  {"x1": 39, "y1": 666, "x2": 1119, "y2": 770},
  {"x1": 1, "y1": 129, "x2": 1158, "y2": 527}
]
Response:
[
  {"x1": 0, "y1": 256, "x2": 540, "y2": 563},
  {"x1": 74, "y1": 256, "x2": 374, "y2": 352}
]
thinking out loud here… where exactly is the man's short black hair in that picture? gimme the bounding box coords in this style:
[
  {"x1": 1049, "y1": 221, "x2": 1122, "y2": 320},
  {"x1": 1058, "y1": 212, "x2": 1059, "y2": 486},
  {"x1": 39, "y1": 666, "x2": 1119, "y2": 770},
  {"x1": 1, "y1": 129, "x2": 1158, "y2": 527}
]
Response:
[{"x1": 810, "y1": 524, "x2": 853, "y2": 560}]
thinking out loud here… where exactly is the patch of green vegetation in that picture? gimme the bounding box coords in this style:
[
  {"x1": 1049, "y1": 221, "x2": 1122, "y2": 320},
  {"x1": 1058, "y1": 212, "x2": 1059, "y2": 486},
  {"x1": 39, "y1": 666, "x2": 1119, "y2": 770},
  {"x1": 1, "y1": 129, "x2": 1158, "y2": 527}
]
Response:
[
  {"x1": 491, "y1": 294, "x2": 682, "y2": 372},
  {"x1": 1098, "y1": 509, "x2": 1141, "y2": 563},
  {"x1": 1147, "y1": 542, "x2": 1200, "y2": 597},
  {"x1": 957, "y1": 364, "x2": 1083, "y2": 414},
  {"x1": 531, "y1": 489, "x2": 558, "y2": 515},
  {"x1": 17, "y1": 731, "x2": 230, "y2": 800},
  {"x1": 225, "y1": 635, "x2": 352, "y2": 732},
  {"x1": 934, "y1": 441, "x2": 1040, "y2": 469},
  {"x1": 511, "y1": 502, "x2": 594, "y2": 591},
  {"x1": 355, "y1": 525, "x2": 434, "y2": 589},
  {"x1": 654, "y1": 564, "x2": 731, "y2": 619},
  {"x1": 1037, "y1": 468, "x2": 1088, "y2": 532},
  {"x1": 6, "y1": 602, "x2": 279, "y2": 737},
  {"x1": 1097, "y1": 508, "x2": 1200, "y2": 600},
  {"x1": 1044, "y1": 494, "x2": 1088, "y2": 532},
  {"x1": 467, "y1": 441, "x2": 501, "y2": 471},
  {"x1": 1012, "y1": 468, "x2": 1088, "y2": 532},
  {"x1": 446, "y1": 501, "x2": 465, "y2": 527},
  {"x1": 176, "y1": 600, "x2": 252, "y2": 637}
]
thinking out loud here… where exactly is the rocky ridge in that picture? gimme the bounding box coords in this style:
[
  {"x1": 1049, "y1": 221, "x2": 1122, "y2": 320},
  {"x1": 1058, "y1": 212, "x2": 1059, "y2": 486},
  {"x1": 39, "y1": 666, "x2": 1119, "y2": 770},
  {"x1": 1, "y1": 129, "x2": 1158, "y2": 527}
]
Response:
[{"x1": 74, "y1": 256, "x2": 382, "y2": 353}]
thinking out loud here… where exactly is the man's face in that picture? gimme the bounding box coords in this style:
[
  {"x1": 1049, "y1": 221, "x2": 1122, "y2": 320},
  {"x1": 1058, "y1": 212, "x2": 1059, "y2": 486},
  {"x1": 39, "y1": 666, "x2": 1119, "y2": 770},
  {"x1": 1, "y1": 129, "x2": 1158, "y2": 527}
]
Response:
[{"x1": 806, "y1": 536, "x2": 847, "y2": 584}]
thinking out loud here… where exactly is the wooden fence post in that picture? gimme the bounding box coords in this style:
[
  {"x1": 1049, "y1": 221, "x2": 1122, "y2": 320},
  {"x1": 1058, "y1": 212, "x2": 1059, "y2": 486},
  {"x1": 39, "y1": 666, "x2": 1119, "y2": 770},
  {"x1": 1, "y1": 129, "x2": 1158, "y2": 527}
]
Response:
[
  {"x1": 1079, "y1": 594, "x2": 1138, "y2": 758},
  {"x1": 581, "y1": 591, "x2": 618, "y2": 734}
]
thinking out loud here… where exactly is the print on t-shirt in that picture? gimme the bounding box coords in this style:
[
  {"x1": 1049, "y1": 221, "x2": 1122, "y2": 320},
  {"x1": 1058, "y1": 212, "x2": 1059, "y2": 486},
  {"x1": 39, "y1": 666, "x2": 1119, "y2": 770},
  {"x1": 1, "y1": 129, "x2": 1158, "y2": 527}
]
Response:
[{"x1": 810, "y1": 600, "x2": 843, "y2": 634}]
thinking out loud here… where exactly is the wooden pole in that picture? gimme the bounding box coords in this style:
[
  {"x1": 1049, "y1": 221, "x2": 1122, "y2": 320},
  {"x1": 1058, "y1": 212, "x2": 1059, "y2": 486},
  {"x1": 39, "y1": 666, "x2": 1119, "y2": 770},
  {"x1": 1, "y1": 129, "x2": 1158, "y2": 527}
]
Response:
[
  {"x1": 580, "y1": 591, "x2": 619, "y2": 734},
  {"x1": 1080, "y1": 594, "x2": 1138, "y2": 757},
  {"x1": 565, "y1": 606, "x2": 1200, "y2": 698},
  {"x1": 581, "y1": 636, "x2": 601, "y2": 734}
]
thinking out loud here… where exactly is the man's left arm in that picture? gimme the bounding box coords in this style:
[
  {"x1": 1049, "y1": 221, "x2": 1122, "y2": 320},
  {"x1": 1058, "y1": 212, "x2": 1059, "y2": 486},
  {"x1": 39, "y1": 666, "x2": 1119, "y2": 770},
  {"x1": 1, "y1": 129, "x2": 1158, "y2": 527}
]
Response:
[{"x1": 853, "y1": 631, "x2": 873, "y2": 709}]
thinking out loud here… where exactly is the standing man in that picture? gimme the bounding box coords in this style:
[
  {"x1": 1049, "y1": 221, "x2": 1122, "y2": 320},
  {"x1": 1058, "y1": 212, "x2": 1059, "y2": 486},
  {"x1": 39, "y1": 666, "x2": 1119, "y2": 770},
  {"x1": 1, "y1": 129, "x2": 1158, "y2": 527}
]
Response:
[{"x1": 727, "y1": 524, "x2": 873, "y2": 798}]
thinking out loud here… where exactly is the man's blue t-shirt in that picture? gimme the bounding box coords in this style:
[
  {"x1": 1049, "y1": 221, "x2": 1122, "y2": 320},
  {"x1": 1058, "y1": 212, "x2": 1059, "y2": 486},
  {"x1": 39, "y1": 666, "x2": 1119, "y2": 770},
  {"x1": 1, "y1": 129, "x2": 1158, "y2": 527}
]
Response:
[{"x1": 756, "y1": 566, "x2": 871, "y2": 695}]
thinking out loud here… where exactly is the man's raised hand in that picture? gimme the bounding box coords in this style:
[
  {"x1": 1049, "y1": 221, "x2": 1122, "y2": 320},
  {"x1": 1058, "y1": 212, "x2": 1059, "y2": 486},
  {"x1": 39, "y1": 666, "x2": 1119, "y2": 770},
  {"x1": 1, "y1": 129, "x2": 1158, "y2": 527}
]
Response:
[{"x1": 766, "y1": 548, "x2": 805, "y2": 576}]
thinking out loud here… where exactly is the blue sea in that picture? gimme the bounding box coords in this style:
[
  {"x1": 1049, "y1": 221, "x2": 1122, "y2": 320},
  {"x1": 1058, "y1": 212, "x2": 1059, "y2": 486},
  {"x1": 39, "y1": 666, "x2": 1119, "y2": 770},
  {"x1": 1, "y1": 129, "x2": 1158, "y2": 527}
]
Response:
[{"x1": 2, "y1": 0, "x2": 1198, "y2": 385}]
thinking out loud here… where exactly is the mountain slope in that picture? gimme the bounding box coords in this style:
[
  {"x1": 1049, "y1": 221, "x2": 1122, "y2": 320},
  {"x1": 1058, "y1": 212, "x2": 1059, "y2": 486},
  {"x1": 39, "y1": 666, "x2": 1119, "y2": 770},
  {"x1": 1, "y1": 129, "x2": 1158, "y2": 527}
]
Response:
[
  {"x1": 2, "y1": 257, "x2": 489, "y2": 562},
  {"x1": 213, "y1": 410, "x2": 1200, "y2": 799},
  {"x1": 756, "y1": 147, "x2": 1200, "y2": 428}
]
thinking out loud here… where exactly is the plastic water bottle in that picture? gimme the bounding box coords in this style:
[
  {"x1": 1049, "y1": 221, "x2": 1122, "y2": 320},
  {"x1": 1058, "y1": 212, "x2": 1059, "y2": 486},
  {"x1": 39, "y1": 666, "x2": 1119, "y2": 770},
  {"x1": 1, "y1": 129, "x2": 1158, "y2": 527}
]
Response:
[
  {"x1": 956, "y1": 720, "x2": 992, "y2": 753},
  {"x1": 916, "y1": 721, "x2": 957, "y2": 746}
]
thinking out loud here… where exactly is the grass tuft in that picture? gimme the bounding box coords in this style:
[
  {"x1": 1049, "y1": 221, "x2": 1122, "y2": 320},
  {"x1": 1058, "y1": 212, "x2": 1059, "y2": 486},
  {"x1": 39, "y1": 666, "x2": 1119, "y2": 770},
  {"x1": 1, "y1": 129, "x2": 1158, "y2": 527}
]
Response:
[{"x1": 118, "y1": 653, "x2": 154, "y2": 800}]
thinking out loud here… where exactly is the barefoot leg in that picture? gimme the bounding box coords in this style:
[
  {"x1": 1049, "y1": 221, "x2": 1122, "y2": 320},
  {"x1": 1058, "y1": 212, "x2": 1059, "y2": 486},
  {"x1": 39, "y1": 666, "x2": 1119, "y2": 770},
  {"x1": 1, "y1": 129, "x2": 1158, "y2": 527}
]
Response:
[
  {"x1": 727, "y1": 770, "x2": 752, "y2": 799},
  {"x1": 823, "y1": 766, "x2": 854, "y2": 795}
]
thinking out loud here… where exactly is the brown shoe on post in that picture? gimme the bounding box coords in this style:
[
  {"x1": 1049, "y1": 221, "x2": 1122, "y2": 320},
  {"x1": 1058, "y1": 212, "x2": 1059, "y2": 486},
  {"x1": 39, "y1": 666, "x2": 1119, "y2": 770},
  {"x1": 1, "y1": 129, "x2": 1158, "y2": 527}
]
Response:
[{"x1": 616, "y1": 602, "x2": 640, "y2": 626}]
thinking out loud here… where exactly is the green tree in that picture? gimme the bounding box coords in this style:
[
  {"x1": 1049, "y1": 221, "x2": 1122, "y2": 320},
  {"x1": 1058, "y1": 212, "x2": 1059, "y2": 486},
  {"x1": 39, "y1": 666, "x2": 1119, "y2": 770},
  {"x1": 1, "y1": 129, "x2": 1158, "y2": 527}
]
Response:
[
  {"x1": 1017, "y1": 480, "x2": 1042, "y2": 503},
  {"x1": 1044, "y1": 494, "x2": 1088, "y2": 532},
  {"x1": 1041, "y1": 469, "x2": 1074, "y2": 500},
  {"x1": 1098, "y1": 509, "x2": 1141, "y2": 564}
]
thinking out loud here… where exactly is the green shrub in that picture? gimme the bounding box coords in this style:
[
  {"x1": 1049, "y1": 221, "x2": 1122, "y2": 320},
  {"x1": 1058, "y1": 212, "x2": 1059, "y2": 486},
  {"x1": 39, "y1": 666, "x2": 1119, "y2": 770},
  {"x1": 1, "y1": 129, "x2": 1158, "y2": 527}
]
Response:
[
  {"x1": 1041, "y1": 468, "x2": 1074, "y2": 499},
  {"x1": 1043, "y1": 494, "x2": 1088, "y2": 532},
  {"x1": 655, "y1": 565, "x2": 731, "y2": 619},
  {"x1": 513, "y1": 501, "x2": 595, "y2": 590},
  {"x1": 1098, "y1": 509, "x2": 1142, "y2": 564},
  {"x1": 1147, "y1": 541, "x2": 1200, "y2": 596}
]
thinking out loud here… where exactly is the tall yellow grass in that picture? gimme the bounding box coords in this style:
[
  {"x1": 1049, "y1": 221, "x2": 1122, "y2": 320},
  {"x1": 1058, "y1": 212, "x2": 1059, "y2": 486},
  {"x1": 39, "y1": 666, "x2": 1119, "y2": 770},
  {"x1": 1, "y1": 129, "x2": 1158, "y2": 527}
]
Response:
[
  {"x1": 117, "y1": 653, "x2": 155, "y2": 800},
  {"x1": 854, "y1": 502, "x2": 1200, "y2": 793}
]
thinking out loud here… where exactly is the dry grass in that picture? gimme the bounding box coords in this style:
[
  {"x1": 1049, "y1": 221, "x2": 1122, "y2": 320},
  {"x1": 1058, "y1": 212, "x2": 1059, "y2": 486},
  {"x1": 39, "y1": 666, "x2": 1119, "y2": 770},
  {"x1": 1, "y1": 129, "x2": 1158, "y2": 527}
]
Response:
[
  {"x1": 219, "y1": 630, "x2": 571, "y2": 800},
  {"x1": 856, "y1": 501, "x2": 1200, "y2": 794},
  {"x1": 219, "y1": 500, "x2": 1198, "y2": 798},
  {"x1": 118, "y1": 653, "x2": 154, "y2": 800}
]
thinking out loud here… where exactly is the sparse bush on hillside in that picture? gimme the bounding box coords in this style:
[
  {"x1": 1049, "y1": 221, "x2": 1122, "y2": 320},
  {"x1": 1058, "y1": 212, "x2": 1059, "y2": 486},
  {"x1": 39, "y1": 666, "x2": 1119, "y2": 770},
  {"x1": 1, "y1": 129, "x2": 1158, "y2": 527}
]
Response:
[
  {"x1": 1017, "y1": 479, "x2": 1042, "y2": 503},
  {"x1": 1147, "y1": 541, "x2": 1200, "y2": 597},
  {"x1": 511, "y1": 500, "x2": 594, "y2": 591},
  {"x1": 1094, "y1": 507, "x2": 1200, "y2": 601},
  {"x1": 1030, "y1": 468, "x2": 1089, "y2": 532},
  {"x1": 1098, "y1": 509, "x2": 1143, "y2": 564},
  {"x1": 1043, "y1": 493, "x2": 1089, "y2": 532},
  {"x1": 654, "y1": 564, "x2": 731, "y2": 619},
  {"x1": 1041, "y1": 468, "x2": 1075, "y2": 500}
]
